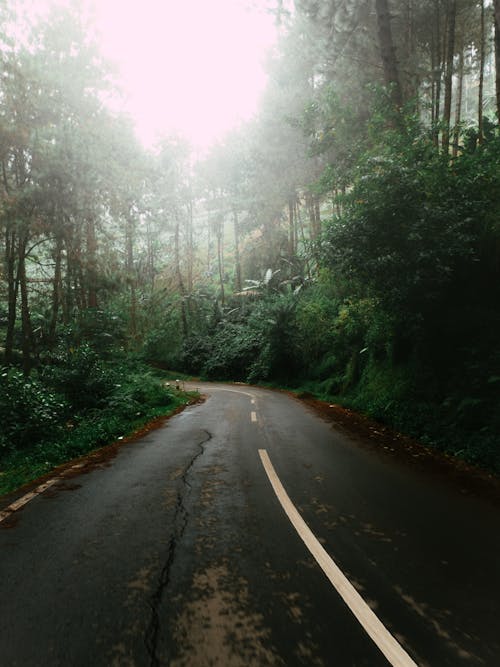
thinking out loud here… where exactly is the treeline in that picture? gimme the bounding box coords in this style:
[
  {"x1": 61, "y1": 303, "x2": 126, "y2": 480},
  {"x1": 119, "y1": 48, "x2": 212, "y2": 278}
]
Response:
[
  {"x1": 0, "y1": 4, "x2": 192, "y2": 488},
  {"x1": 1, "y1": 1, "x2": 500, "y2": 474},
  {"x1": 173, "y1": 0, "x2": 500, "y2": 470}
]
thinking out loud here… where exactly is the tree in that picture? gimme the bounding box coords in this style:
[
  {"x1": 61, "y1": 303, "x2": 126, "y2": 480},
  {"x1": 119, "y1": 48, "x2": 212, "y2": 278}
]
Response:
[
  {"x1": 153, "y1": 137, "x2": 193, "y2": 337},
  {"x1": 495, "y1": 0, "x2": 500, "y2": 122},
  {"x1": 0, "y1": 2, "x2": 153, "y2": 367},
  {"x1": 375, "y1": 0, "x2": 403, "y2": 108},
  {"x1": 441, "y1": 0, "x2": 457, "y2": 152},
  {"x1": 477, "y1": 0, "x2": 485, "y2": 144}
]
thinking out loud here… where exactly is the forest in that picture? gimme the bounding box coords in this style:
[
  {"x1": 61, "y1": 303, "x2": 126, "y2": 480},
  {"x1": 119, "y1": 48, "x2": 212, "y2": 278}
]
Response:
[{"x1": 1, "y1": 0, "x2": 499, "y2": 493}]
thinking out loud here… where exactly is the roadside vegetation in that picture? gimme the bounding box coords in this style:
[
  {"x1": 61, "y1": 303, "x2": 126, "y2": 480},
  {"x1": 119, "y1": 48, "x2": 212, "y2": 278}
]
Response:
[
  {"x1": 1, "y1": 0, "x2": 499, "y2": 486},
  {"x1": 0, "y1": 341, "x2": 195, "y2": 494}
]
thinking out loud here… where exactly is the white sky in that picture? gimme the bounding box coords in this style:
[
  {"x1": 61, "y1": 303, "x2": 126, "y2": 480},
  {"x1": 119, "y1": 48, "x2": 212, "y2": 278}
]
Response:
[{"x1": 88, "y1": 0, "x2": 277, "y2": 150}]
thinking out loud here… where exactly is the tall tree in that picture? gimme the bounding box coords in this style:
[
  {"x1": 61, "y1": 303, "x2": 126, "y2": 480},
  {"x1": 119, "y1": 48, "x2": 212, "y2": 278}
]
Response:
[
  {"x1": 477, "y1": 0, "x2": 485, "y2": 143},
  {"x1": 442, "y1": 0, "x2": 457, "y2": 152},
  {"x1": 452, "y1": 48, "x2": 464, "y2": 157},
  {"x1": 494, "y1": 0, "x2": 500, "y2": 30},
  {"x1": 495, "y1": 0, "x2": 500, "y2": 123},
  {"x1": 375, "y1": 0, "x2": 403, "y2": 108}
]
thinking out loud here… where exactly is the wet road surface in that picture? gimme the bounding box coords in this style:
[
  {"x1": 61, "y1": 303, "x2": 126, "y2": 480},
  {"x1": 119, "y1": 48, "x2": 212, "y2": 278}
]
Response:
[{"x1": 1, "y1": 382, "x2": 500, "y2": 666}]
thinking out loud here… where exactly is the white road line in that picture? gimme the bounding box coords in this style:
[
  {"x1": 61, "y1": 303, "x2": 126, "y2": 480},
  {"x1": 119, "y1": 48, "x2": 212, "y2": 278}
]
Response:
[
  {"x1": 251, "y1": 411, "x2": 258, "y2": 422},
  {"x1": 213, "y1": 387, "x2": 257, "y2": 399},
  {"x1": 0, "y1": 461, "x2": 89, "y2": 524},
  {"x1": 0, "y1": 478, "x2": 58, "y2": 523},
  {"x1": 258, "y1": 449, "x2": 418, "y2": 667}
]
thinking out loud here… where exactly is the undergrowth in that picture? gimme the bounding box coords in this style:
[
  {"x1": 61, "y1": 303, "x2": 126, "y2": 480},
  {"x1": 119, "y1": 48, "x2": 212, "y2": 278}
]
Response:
[
  {"x1": 0, "y1": 393, "x2": 194, "y2": 496},
  {"x1": 0, "y1": 351, "x2": 198, "y2": 496},
  {"x1": 283, "y1": 371, "x2": 500, "y2": 474}
]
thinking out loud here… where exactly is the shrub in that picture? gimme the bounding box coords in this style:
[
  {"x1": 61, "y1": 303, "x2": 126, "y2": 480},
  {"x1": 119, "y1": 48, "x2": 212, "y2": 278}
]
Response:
[
  {"x1": 202, "y1": 322, "x2": 261, "y2": 380},
  {"x1": 179, "y1": 335, "x2": 214, "y2": 375},
  {"x1": 109, "y1": 370, "x2": 174, "y2": 417},
  {"x1": 41, "y1": 344, "x2": 117, "y2": 411},
  {"x1": 0, "y1": 367, "x2": 66, "y2": 450}
]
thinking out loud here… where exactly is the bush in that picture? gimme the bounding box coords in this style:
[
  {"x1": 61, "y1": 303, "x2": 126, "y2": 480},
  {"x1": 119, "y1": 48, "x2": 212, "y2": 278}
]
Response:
[
  {"x1": 0, "y1": 367, "x2": 66, "y2": 450},
  {"x1": 41, "y1": 344, "x2": 118, "y2": 411},
  {"x1": 202, "y1": 322, "x2": 261, "y2": 380},
  {"x1": 179, "y1": 335, "x2": 214, "y2": 375},
  {"x1": 246, "y1": 295, "x2": 302, "y2": 383},
  {"x1": 109, "y1": 370, "x2": 174, "y2": 417},
  {"x1": 141, "y1": 329, "x2": 177, "y2": 365}
]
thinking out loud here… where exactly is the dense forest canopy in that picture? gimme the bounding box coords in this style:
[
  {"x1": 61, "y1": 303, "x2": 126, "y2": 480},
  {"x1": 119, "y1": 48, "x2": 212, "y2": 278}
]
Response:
[{"x1": 1, "y1": 0, "x2": 499, "y2": 480}]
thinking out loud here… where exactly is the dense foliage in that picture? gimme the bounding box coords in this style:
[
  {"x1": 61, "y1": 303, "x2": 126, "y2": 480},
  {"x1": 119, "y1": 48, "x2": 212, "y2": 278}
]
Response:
[
  {"x1": 0, "y1": 341, "x2": 188, "y2": 494},
  {"x1": 174, "y1": 115, "x2": 500, "y2": 470},
  {"x1": 1, "y1": 0, "x2": 500, "y2": 484}
]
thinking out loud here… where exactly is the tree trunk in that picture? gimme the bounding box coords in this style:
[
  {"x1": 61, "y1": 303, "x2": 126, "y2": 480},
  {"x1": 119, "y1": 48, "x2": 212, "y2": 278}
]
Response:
[
  {"x1": 49, "y1": 235, "x2": 63, "y2": 345},
  {"x1": 431, "y1": 2, "x2": 443, "y2": 145},
  {"x1": 62, "y1": 229, "x2": 72, "y2": 324},
  {"x1": 306, "y1": 193, "x2": 317, "y2": 240},
  {"x1": 186, "y1": 199, "x2": 194, "y2": 295},
  {"x1": 126, "y1": 212, "x2": 137, "y2": 342},
  {"x1": 441, "y1": 0, "x2": 456, "y2": 152},
  {"x1": 401, "y1": 0, "x2": 418, "y2": 105},
  {"x1": 18, "y1": 234, "x2": 34, "y2": 374},
  {"x1": 174, "y1": 216, "x2": 188, "y2": 337},
  {"x1": 494, "y1": 0, "x2": 500, "y2": 48},
  {"x1": 64, "y1": 223, "x2": 83, "y2": 319},
  {"x1": 4, "y1": 227, "x2": 19, "y2": 364},
  {"x1": 375, "y1": 0, "x2": 403, "y2": 108},
  {"x1": 452, "y1": 48, "x2": 464, "y2": 158},
  {"x1": 296, "y1": 201, "x2": 312, "y2": 280},
  {"x1": 86, "y1": 217, "x2": 98, "y2": 308},
  {"x1": 145, "y1": 218, "x2": 155, "y2": 290},
  {"x1": 232, "y1": 209, "x2": 242, "y2": 293},
  {"x1": 288, "y1": 196, "x2": 295, "y2": 258},
  {"x1": 478, "y1": 0, "x2": 485, "y2": 144},
  {"x1": 216, "y1": 218, "x2": 225, "y2": 306},
  {"x1": 294, "y1": 201, "x2": 299, "y2": 253},
  {"x1": 314, "y1": 197, "x2": 321, "y2": 237},
  {"x1": 494, "y1": 1, "x2": 500, "y2": 123}
]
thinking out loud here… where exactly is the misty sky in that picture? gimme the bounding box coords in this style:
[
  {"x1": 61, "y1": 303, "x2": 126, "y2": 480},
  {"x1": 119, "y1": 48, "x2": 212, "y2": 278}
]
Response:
[{"x1": 91, "y1": 0, "x2": 278, "y2": 149}]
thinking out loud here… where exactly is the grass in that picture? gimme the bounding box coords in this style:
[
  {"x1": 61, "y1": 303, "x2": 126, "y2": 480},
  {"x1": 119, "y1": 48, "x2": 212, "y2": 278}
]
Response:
[{"x1": 0, "y1": 390, "x2": 198, "y2": 497}]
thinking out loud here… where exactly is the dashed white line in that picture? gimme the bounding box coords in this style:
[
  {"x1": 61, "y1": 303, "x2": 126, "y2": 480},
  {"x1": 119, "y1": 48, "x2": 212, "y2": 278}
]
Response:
[
  {"x1": 214, "y1": 387, "x2": 256, "y2": 399},
  {"x1": 258, "y1": 448, "x2": 418, "y2": 667},
  {"x1": 0, "y1": 462, "x2": 86, "y2": 523},
  {"x1": 0, "y1": 479, "x2": 58, "y2": 523},
  {"x1": 251, "y1": 411, "x2": 258, "y2": 422}
]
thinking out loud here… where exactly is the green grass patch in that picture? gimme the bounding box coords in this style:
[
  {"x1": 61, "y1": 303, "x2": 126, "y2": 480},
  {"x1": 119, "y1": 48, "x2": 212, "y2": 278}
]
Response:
[{"x1": 0, "y1": 390, "x2": 197, "y2": 496}]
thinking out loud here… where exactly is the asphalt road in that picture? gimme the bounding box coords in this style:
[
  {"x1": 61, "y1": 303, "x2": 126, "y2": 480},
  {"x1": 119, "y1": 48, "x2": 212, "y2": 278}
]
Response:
[{"x1": 1, "y1": 382, "x2": 500, "y2": 666}]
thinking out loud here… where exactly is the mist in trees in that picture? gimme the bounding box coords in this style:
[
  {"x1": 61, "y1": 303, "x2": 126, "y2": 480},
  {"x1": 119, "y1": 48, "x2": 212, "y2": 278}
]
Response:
[{"x1": 1, "y1": 0, "x2": 499, "y2": 475}]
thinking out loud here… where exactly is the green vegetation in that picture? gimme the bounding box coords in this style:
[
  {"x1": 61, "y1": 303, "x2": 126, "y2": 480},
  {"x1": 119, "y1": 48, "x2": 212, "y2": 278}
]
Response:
[
  {"x1": 169, "y1": 110, "x2": 500, "y2": 471},
  {"x1": 1, "y1": 1, "x2": 499, "y2": 486},
  {"x1": 0, "y1": 354, "x2": 194, "y2": 495}
]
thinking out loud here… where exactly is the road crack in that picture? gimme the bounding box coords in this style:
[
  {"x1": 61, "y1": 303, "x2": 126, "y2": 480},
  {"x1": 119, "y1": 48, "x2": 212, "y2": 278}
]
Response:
[{"x1": 145, "y1": 429, "x2": 212, "y2": 667}]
